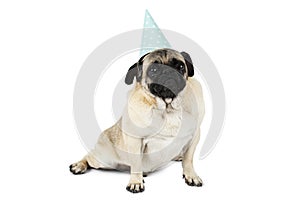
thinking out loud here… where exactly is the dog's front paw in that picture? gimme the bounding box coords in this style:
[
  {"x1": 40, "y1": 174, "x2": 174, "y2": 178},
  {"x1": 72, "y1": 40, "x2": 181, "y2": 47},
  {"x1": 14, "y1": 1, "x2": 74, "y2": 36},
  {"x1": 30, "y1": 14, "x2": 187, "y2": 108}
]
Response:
[
  {"x1": 183, "y1": 173, "x2": 203, "y2": 187},
  {"x1": 126, "y1": 181, "x2": 145, "y2": 193},
  {"x1": 69, "y1": 161, "x2": 88, "y2": 175}
]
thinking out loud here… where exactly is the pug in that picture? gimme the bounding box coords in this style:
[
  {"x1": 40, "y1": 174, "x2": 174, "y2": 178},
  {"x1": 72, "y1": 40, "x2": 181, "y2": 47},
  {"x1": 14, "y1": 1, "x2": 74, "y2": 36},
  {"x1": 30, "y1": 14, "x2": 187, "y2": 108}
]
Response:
[{"x1": 69, "y1": 48, "x2": 205, "y2": 193}]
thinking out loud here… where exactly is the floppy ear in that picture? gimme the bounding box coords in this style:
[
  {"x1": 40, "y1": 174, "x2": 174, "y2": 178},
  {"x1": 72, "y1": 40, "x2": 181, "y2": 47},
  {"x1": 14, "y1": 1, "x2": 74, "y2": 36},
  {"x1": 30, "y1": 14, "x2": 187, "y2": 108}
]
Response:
[
  {"x1": 181, "y1": 52, "x2": 194, "y2": 77},
  {"x1": 125, "y1": 53, "x2": 149, "y2": 85},
  {"x1": 125, "y1": 63, "x2": 138, "y2": 85}
]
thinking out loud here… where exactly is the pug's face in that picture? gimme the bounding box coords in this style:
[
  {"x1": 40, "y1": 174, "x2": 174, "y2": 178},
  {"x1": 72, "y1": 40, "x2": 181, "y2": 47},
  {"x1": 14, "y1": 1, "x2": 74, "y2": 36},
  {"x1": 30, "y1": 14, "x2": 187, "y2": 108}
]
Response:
[{"x1": 125, "y1": 48, "x2": 194, "y2": 101}]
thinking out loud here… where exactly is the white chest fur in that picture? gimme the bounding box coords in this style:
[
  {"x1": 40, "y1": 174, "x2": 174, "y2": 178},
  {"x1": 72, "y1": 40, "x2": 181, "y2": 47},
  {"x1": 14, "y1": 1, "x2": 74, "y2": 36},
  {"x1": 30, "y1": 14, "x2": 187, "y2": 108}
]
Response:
[
  {"x1": 143, "y1": 107, "x2": 183, "y2": 152},
  {"x1": 142, "y1": 106, "x2": 197, "y2": 172},
  {"x1": 143, "y1": 106, "x2": 197, "y2": 152}
]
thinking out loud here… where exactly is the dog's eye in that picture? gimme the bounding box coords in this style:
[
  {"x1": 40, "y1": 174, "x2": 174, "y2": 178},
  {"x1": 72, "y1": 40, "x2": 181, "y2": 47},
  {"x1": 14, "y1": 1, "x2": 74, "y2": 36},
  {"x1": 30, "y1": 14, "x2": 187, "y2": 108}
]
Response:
[{"x1": 179, "y1": 65, "x2": 184, "y2": 70}]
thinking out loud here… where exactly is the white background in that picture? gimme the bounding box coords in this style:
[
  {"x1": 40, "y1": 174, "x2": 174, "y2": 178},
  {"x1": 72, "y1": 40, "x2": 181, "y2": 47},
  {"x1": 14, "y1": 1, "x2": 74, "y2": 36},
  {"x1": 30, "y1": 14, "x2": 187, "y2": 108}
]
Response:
[{"x1": 1, "y1": 0, "x2": 300, "y2": 199}]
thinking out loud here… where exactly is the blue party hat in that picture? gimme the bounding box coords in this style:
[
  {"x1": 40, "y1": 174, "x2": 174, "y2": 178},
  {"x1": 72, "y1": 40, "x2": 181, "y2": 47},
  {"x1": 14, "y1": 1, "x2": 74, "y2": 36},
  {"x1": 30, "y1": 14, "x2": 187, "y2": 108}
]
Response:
[{"x1": 140, "y1": 10, "x2": 172, "y2": 56}]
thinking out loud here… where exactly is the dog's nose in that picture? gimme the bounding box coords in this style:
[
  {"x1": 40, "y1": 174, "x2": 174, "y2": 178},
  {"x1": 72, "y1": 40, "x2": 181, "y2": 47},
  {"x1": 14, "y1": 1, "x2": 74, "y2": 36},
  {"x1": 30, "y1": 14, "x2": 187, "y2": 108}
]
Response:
[
  {"x1": 147, "y1": 64, "x2": 161, "y2": 77},
  {"x1": 162, "y1": 66, "x2": 175, "y2": 74},
  {"x1": 148, "y1": 64, "x2": 177, "y2": 76}
]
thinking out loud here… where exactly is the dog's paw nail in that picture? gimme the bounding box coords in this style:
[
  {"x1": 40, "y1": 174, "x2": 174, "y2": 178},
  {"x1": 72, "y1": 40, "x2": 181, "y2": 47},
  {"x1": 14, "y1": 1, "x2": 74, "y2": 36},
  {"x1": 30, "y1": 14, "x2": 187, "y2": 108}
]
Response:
[
  {"x1": 183, "y1": 174, "x2": 203, "y2": 187},
  {"x1": 69, "y1": 162, "x2": 88, "y2": 175},
  {"x1": 126, "y1": 183, "x2": 145, "y2": 193}
]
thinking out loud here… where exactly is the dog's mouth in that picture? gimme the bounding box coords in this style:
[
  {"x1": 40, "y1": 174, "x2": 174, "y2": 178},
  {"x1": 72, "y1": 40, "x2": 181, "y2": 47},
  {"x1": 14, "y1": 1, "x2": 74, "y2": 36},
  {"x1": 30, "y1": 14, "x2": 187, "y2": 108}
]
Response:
[{"x1": 148, "y1": 81, "x2": 184, "y2": 101}]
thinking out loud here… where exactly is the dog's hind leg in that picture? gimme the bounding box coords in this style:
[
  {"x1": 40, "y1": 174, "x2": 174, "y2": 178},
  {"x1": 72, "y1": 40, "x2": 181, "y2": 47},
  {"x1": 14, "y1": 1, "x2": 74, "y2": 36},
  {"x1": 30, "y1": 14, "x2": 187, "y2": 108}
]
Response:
[
  {"x1": 69, "y1": 153, "x2": 111, "y2": 175},
  {"x1": 69, "y1": 156, "x2": 90, "y2": 175}
]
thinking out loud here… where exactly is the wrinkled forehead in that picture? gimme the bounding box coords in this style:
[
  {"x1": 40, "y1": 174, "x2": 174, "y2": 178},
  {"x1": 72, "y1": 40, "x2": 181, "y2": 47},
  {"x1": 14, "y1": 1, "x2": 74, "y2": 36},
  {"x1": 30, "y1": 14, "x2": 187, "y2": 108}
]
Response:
[{"x1": 143, "y1": 49, "x2": 185, "y2": 67}]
